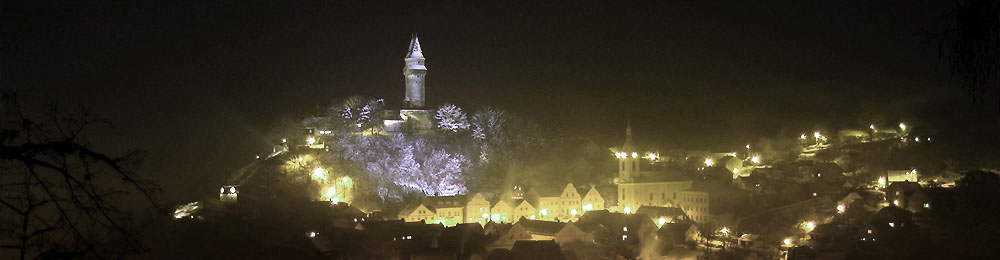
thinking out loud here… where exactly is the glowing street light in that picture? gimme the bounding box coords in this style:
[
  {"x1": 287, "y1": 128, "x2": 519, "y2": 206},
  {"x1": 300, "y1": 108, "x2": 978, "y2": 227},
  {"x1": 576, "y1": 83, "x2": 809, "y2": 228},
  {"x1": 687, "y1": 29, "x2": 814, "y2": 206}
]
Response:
[
  {"x1": 837, "y1": 204, "x2": 846, "y2": 214},
  {"x1": 783, "y1": 238, "x2": 792, "y2": 247},
  {"x1": 899, "y1": 123, "x2": 906, "y2": 131},
  {"x1": 803, "y1": 221, "x2": 816, "y2": 232},
  {"x1": 312, "y1": 167, "x2": 327, "y2": 181},
  {"x1": 720, "y1": 227, "x2": 729, "y2": 235},
  {"x1": 869, "y1": 124, "x2": 875, "y2": 130},
  {"x1": 631, "y1": 152, "x2": 638, "y2": 158},
  {"x1": 704, "y1": 158, "x2": 714, "y2": 167},
  {"x1": 306, "y1": 136, "x2": 316, "y2": 145},
  {"x1": 623, "y1": 206, "x2": 632, "y2": 214},
  {"x1": 751, "y1": 155, "x2": 760, "y2": 164},
  {"x1": 800, "y1": 134, "x2": 807, "y2": 140},
  {"x1": 323, "y1": 187, "x2": 337, "y2": 200}
]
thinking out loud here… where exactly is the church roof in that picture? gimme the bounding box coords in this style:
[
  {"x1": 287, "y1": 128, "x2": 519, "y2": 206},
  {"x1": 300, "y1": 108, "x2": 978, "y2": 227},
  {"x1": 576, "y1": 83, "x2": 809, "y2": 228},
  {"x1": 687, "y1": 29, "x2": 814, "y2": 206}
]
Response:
[
  {"x1": 622, "y1": 121, "x2": 636, "y2": 152},
  {"x1": 635, "y1": 206, "x2": 687, "y2": 218}
]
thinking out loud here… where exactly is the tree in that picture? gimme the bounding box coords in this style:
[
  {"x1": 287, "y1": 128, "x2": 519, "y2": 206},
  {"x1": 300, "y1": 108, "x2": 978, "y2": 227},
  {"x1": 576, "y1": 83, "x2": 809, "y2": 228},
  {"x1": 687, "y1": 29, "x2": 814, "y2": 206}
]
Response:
[
  {"x1": 0, "y1": 93, "x2": 157, "y2": 259},
  {"x1": 936, "y1": 0, "x2": 1000, "y2": 110},
  {"x1": 435, "y1": 104, "x2": 469, "y2": 134}
]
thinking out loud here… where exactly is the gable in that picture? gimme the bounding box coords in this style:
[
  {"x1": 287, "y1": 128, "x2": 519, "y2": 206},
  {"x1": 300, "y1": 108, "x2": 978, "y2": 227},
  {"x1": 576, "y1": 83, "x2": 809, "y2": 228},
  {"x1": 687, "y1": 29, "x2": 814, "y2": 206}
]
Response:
[{"x1": 561, "y1": 184, "x2": 580, "y2": 198}]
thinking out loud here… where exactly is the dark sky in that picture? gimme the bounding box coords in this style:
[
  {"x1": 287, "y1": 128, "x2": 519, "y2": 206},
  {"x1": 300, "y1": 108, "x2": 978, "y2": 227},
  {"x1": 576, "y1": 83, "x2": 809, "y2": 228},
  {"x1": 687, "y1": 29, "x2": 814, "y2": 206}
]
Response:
[{"x1": 3, "y1": 0, "x2": 996, "y2": 201}]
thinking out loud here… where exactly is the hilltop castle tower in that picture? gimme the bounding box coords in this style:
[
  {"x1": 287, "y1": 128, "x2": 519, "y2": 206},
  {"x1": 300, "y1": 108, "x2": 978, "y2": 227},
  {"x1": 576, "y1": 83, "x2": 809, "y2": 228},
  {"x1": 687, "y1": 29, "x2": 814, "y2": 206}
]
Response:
[{"x1": 403, "y1": 34, "x2": 427, "y2": 108}]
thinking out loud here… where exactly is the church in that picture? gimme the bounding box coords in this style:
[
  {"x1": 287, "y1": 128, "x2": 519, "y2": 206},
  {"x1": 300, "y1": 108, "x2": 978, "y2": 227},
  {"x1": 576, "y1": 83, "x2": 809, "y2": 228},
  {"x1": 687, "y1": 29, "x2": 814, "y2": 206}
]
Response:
[{"x1": 614, "y1": 123, "x2": 712, "y2": 223}]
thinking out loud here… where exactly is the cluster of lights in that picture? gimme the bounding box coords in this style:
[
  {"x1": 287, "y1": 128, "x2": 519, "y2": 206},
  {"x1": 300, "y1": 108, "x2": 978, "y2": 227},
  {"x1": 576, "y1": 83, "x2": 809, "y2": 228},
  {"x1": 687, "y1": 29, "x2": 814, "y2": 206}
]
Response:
[
  {"x1": 312, "y1": 167, "x2": 328, "y2": 181},
  {"x1": 644, "y1": 152, "x2": 659, "y2": 161},
  {"x1": 613, "y1": 152, "x2": 639, "y2": 159}
]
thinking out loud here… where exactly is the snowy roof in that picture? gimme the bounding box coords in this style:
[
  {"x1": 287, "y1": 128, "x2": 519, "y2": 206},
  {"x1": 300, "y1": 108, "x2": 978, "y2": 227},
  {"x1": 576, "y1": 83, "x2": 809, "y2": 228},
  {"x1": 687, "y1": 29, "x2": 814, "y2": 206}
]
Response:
[
  {"x1": 406, "y1": 34, "x2": 424, "y2": 59},
  {"x1": 636, "y1": 205, "x2": 687, "y2": 218}
]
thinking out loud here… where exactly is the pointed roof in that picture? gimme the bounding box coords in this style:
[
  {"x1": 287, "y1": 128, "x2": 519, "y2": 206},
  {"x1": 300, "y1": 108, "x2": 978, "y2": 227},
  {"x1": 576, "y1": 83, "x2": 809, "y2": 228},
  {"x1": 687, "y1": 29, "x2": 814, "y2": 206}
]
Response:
[
  {"x1": 406, "y1": 34, "x2": 424, "y2": 59},
  {"x1": 622, "y1": 120, "x2": 635, "y2": 152}
]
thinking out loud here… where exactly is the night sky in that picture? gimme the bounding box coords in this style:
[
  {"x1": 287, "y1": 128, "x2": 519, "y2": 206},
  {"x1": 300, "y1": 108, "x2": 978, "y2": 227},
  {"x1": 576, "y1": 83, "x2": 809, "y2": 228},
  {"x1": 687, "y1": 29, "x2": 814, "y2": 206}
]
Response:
[{"x1": 3, "y1": 0, "x2": 996, "y2": 201}]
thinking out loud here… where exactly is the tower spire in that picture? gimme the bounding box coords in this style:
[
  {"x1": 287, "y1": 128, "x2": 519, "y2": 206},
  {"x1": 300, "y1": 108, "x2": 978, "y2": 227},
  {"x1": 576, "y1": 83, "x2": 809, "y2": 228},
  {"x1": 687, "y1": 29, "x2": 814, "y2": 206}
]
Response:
[
  {"x1": 407, "y1": 34, "x2": 423, "y2": 58},
  {"x1": 622, "y1": 117, "x2": 635, "y2": 152},
  {"x1": 403, "y1": 34, "x2": 427, "y2": 108}
]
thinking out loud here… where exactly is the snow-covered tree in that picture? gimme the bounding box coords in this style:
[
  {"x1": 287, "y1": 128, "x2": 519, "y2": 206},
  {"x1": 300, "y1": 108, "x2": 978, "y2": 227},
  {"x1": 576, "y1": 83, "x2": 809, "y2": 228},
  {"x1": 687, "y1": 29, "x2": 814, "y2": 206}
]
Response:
[{"x1": 435, "y1": 103, "x2": 470, "y2": 133}]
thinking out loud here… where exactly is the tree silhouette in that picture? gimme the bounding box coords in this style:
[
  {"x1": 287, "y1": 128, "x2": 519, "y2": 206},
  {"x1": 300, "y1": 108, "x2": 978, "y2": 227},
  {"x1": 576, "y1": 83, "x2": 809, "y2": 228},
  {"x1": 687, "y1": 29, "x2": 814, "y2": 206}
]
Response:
[
  {"x1": 0, "y1": 92, "x2": 158, "y2": 259},
  {"x1": 936, "y1": 0, "x2": 1000, "y2": 110}
]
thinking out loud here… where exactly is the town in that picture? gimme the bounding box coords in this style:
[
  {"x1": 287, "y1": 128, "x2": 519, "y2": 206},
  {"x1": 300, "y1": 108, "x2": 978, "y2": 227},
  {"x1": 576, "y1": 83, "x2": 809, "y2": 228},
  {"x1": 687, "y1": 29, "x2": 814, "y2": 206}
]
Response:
[
  {"x1": 4, "y1": 2, "x2": 1000, "y2": 259},
  {"x1": 163, "y1": 35, "x2": 996, "y2": 260}
]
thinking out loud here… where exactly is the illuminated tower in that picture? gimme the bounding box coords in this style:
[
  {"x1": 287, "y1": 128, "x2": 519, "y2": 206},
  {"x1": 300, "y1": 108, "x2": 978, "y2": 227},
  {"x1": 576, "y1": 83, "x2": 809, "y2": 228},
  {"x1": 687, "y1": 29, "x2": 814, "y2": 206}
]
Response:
[
  {"x1": 403, "y1": 34, "x2": 427, "y2": 108},
  {"x1": 618, "y1": 121, "x2": 640, "y2": 182}
]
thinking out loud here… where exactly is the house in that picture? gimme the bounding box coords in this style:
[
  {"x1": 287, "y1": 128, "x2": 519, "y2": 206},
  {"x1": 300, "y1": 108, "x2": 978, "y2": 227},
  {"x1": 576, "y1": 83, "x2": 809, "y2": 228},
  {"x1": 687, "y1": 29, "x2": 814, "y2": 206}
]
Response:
[
  {"x1": 886, "y1": 182, "x2": 930, "y2": 213},
  {"x1": 491, "y1": 197, "x2": 515, "y2": 223},
  {"x1": 484, "y1": 221, "x2": 512, "y2": 236},
  {"x1": 465, "y1": 192, "x2": 493, "y2": 224},
  {"x1": 887, "y1": 169, "x2": 919, "y2": 183},
  {"x1": 577, "y1": 210, "x2": 657, "y2": 246},
  {"x1": 555, "y1": 221, "x2": 600, "y2": 246},
  {"x1": 656, "y1": 222, "x2": 700, "y2": 248},
  {"x1": 489, "y1": 218, "x2": 566, "y2": 250},
  {"x1": 635, "y1": 205, "x2": 689, "y2": 226},
  {"x1": 524, "y1": 183, "x2": 607, "y2": 222},
  {"x1": 510, "y1": 240, "x2": 567, "y2": 260},
  {"x1": 398, "y1": 195, "x2": 469, "y2": 226},
  {"x1": 580, "y1": 186, "x2": 606, "y2": 212},
  {"x1": 870, "y1": 206, "x2": 915, "y2": 235},
  {"x1": 439, "y1": 223, "x2": 486, "y2": 259},
  {"x1": 356, "y1": 220, "x2": 445, "y2": 258},
  {"x1": 734, "y1": 174, "x2": 768, "y2": 192},
  {"x1": 512, "y1": 200, "x2": 539, "y2": 221}
]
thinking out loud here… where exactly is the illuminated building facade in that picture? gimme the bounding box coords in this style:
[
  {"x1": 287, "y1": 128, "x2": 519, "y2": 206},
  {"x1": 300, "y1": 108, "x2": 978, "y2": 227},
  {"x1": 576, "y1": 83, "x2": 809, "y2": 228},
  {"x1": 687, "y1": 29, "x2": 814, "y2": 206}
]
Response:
[
  {"x1": 398, "y1": 184, "x2": 608, "y2": 226},
  {"x1": 613, "y1": 123, "x2": 713, "y2": 223}
]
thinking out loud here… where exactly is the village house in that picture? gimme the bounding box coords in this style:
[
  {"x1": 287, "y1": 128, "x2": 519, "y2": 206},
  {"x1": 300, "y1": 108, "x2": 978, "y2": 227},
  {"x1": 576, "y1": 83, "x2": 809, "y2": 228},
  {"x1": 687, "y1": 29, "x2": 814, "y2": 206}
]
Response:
[
  {"x1": 635, "y1": 205, "x2": 689, "y2": 227},
  {"x1": 885, "y1": 182, "x2": 931, "y2": 213}
]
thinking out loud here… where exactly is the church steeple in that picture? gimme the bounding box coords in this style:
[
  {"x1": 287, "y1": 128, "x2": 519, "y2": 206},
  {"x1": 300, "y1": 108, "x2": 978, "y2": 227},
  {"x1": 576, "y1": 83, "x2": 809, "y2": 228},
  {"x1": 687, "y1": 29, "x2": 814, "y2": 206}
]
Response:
[
  {"x1": 618, "y1": 120, "x2": 639, "y2": 183},
  {"x1": 403, "y1": 34, "x2": 427, "y2": 108},
  {"x1": 622, "y1": 118, "x2": 635, "y2": 152}
]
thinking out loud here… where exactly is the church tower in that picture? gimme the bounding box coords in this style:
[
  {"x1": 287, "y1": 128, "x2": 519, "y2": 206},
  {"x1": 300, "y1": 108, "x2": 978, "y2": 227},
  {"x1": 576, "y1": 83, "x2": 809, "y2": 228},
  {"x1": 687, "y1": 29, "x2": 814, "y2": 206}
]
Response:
[
  {"x1": 403, "y1": 34, "x2": 427, "y2": 108},
  {"x1": 617, "y1": 121, "x2": 640, "y2": 182}
]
